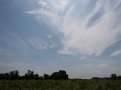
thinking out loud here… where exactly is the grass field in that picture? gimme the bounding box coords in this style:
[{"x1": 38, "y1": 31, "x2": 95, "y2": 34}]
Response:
[{"x1": 0, "y1": 79, "x2": 121, "y2": 90}]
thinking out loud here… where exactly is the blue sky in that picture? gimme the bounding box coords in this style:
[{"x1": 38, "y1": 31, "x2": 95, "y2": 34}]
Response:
[{"x1": 0, "y1": 0, "x2": 121, "y2": 78}]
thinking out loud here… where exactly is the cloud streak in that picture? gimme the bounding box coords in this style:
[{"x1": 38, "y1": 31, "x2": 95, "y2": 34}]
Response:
[
  {"x1": 26, "y1": 0, "x2": 70, "y2": 26},
  {"x1": 111, "y1": 49, "x2": 121, "y2": 57},
  {"x1": 27, "y1": 37, "x2": 57, "y2": 50},
  {"x1": 26, "y1": 0, "x2": 121, "y2": 56}
]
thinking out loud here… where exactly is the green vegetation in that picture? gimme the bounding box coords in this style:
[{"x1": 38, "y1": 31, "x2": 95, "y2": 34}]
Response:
[
  {"x1": 0, "y1": 70, "x2": 68, "y2": 80},
  {"x1": 0, "y1": 70, "x2": 121, "y2": 90},
  {"x1": 0, "y1": 79, "x2": 121, "y2": 90}
]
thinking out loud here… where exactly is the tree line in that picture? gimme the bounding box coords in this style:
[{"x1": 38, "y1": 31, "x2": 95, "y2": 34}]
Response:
[
  {"x1": 0, "y1": 70, "x2": 121, "y2": 80},
  {"x1": 92, "y1": 74, "x2": 121, "y2": 80},
  {"x1": 0, "y1": 70, "x2": 68, "y2": 80}
]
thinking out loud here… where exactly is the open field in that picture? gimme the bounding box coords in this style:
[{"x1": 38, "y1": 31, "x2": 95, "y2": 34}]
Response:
[{"x1": 0, "y1": 79, "x2": 121, "y2": 90}]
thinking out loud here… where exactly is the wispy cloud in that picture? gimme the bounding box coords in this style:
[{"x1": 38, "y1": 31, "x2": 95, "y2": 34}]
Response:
[
  {"x1": 97, "y1": 63, "x2": 121, "y2": 75},
  {"x1": 97, "y1": 63, "x2": 110, "y2": 69},
  {"x1": 47, "y1": 34, "x2": 53, "y2": 39},
  {"x1": 111, "y1": 49, "x2": 121, "y2": 57},
  {"x1": 27, "y1": 37, "x2": 57, "y2": 50},
  {"x1": 59, "y1": 0, "x2": 121, "y2": 56},
  {"x1": 26, "y1": 0, "x2": 70, "y2": 26},
  {"x1": 26, "y1": 0, "x2": 121, "y2": 57},
  {"x1": 27, "y1": 38, "x2": 49, "y2": 50}
]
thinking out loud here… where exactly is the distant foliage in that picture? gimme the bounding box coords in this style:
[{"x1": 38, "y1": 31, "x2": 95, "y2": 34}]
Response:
[
  {"x1": 51, "y1": 70, "x2": 68, "y2": 80},
  {"x1": 92, "y1": 74, "x2": 121, "y2": 80},
  {"x1": 111, "y1": 74, "x2": 117, "y2": 80},
  {"x1": 0, "y1": 70, "x2": 121, "y2": 80},
  {"x1": 9, "y1": 70, "x2": 19, "y2": 80},
  {"x1": 0, "y1": 70, "x2": 19, "y2": 80},
  {"x1": 0, "y1": 70, "x2": 69, "y2": 80},
  {"x1": 44, "y1": 74, "x2": 50, "y2": 79}
]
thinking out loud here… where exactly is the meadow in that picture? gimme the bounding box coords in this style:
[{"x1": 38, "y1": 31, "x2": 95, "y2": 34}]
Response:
[{"x1": 0, "y1": 79, "x2": 121, "y2": 90}]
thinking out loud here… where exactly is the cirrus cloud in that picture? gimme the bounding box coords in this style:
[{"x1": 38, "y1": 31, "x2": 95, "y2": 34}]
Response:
[
  {"x1": 111, "y1": 49, "x2": 121, "y2": 57},
  {"x1": 26, "y1": 0, "x2": 121, "y2": 56}
]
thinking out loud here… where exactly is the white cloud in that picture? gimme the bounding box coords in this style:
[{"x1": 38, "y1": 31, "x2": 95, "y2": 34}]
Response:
[
  {"x1": 96, "y1": 63, "x2": 121, "y2": 75},
  {"x1": 80, "y1": 56, "x2": 86, "y2": 60},
  {"x1": 38, "y1": 0, "x2": 48, "y2": 7},
  {"x1": 49, "y1": 44, "x2": 57, "y2": 49},
  {"x1": 27, "y1": 38, "x2": 48, "y2": 50},
  {"x1": 97, "y1": 63, "x2": 109, "y2": 69},
  {"x1": 26, "y1": 9, "x2": 61, "y2": 26},
  {"x1": 42, "y1": 0, "x2": 69, "y2": 11},
  {"x1": 26, "y1": 0, "x2": 70, "y2": 26},
  {"x1": 58, "y1": 0, "x2": 121, "y2": 56},
  {"x1": 27, "y1": 37, "x2": 57, "y2": 50},
  {"x1": 26, "y1": 0, "x2": 121, "y2": 56},
  {"x1": 47, "y1": 34, "x2": 53, "y2": 39},
  {"x1": 58, "y1": 49, "x2": 75, "y2": 56},
  {"x1": 60, "y1": 18, "x2": 120, "y2": 56},
  {"x1": 111, "y1": 49, "x2": 121, "y2": 57}
]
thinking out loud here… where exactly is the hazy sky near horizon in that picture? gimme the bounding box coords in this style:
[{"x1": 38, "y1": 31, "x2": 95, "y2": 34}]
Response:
[{"x1": 0, "y1": 0, "x2": 121, "y2": 78}]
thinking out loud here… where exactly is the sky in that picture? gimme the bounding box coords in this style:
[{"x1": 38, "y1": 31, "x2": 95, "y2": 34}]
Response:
[{"x1": 0, "y1": 0, "x2": 121, "y2": 79}]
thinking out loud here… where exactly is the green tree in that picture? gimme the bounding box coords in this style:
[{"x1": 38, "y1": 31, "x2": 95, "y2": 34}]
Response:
[
  {"x1": 9, "y1": 70, "x2": 19, "y2": 80},
  {"x1": 111, "y1": 74, "x2": 117, "y2": 79},
  {"x1": 51, "y1": 70, "x2": 68, "y2": 80},
  {"x1": 44, "y1": 74, "x2": 50, "y2": 79},
  {"x1": 24, "y1": 70, "x2": 34, "y2": 79},
  {"x1": 34, "y1": 73, "x2": 39, "y2": 79}
]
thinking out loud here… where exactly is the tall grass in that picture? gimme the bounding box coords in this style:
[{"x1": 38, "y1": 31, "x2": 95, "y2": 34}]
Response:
[{"x1": 0, "y1": 79, "x2": 121, "y2": 90}]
